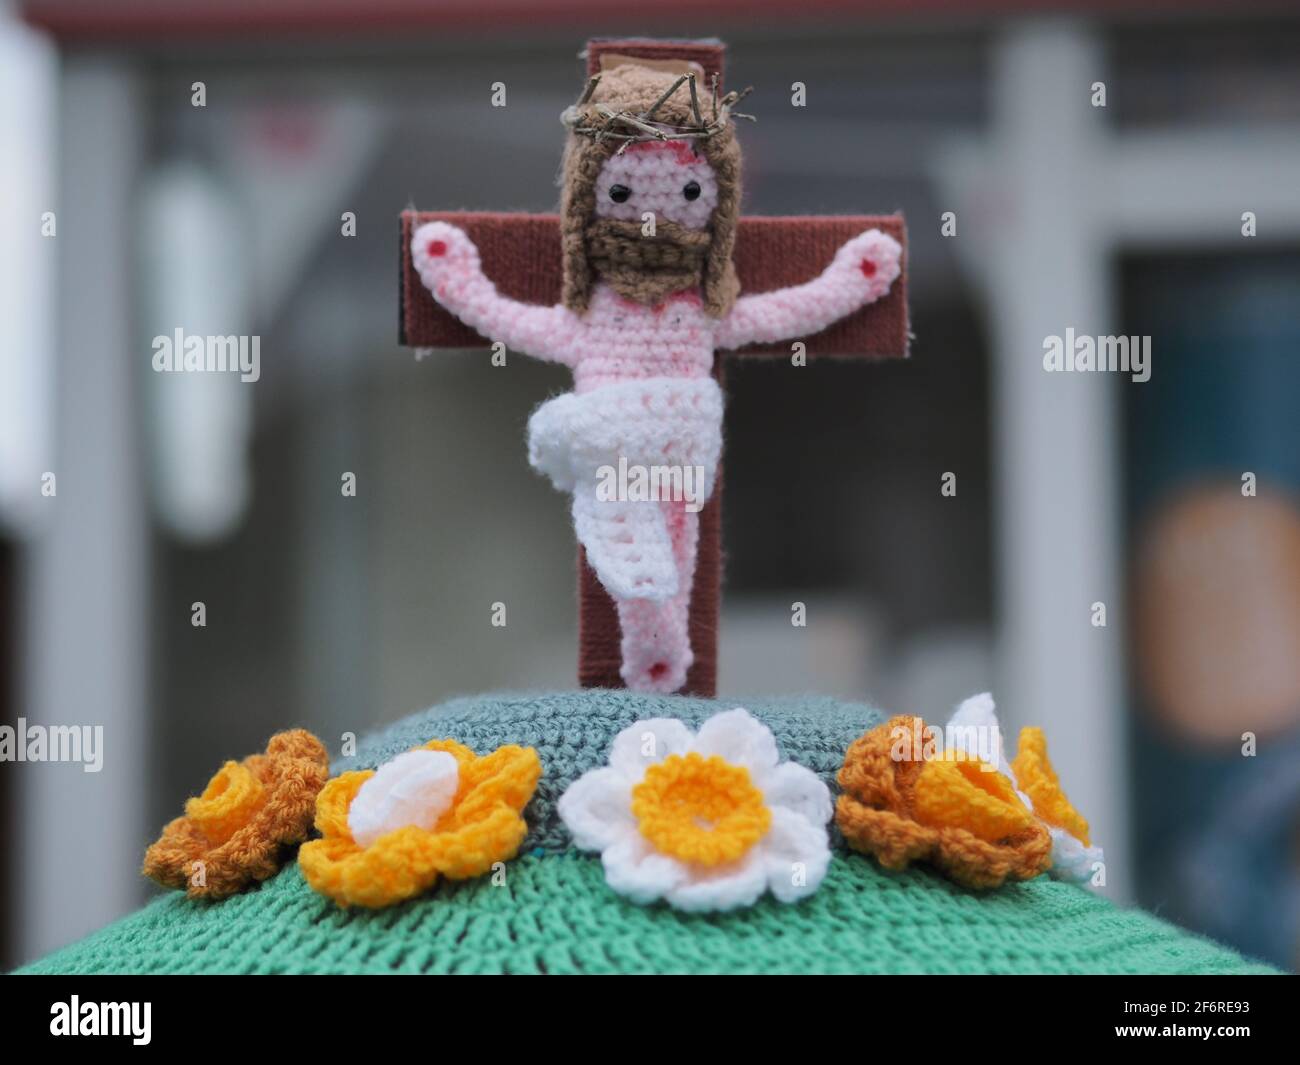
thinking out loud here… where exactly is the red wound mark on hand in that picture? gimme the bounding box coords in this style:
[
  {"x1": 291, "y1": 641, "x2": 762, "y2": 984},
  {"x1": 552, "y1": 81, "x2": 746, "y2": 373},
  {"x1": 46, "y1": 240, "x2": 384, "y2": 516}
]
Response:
[
  {"x1": 860, "y1": 259, "x2": 877, "y2": 278},
  {"x1": 427, "y1": 239, "x2": 448, "y2": 257}
]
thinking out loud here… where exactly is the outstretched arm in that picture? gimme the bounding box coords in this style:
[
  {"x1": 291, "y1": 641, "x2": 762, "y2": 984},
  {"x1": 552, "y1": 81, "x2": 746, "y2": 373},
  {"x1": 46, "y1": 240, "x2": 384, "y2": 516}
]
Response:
[
  {"x1": 411, "y1": 221, "x2": 580, "y2": 365},
  {"x1": 713, "y1": 229, "x2": 902, "y2": 350}
]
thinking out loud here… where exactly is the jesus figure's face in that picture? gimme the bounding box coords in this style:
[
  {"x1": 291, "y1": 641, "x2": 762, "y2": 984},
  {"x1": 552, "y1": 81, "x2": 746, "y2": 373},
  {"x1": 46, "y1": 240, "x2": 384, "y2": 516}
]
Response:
[
  {"x1": 582, "y1": 139, "x2": 721, "y2": 306},
  {"x1": 592, "y1": 140, "x2": 719, "y2": 230}
]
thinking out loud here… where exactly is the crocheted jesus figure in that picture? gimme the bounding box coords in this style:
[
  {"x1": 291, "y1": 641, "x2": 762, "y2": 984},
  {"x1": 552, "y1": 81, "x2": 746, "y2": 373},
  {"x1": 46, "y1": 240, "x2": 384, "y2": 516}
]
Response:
[{"x1": 411, "y1": 65, "x2": 901, "y2": 693}]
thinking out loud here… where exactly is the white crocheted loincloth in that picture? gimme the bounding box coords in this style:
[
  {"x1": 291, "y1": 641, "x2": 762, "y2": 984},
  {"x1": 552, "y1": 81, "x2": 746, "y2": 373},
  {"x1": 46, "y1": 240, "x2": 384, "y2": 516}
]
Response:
[{"x1": 527, "y1": 377, "x2": 723, "y2": 601}]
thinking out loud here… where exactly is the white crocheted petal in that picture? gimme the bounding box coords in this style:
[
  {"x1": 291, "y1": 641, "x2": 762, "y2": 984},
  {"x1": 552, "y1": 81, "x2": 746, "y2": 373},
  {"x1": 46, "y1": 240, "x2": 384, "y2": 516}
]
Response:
[
  {"x1": 947, "y1": 690, "x2": 998, "y2": 732},
  {"x1": 347, "y1": 749, "x2": 459, "y2": 848},
  {"x1": 607, "y1": 717, "x2": 694, "y2": 777},
  {"x1": 761, "y1": 806, "x2": 832, "y2": 903},
  {"x1": 757, "y1": 760, "x2": 833, "y2": 828},
  {"x1": 690, "y1": 707, "x2": 780, "y2": 773},
  {"x1": 572, "y1": 493, "x2": 678, "y2": 602},
  {"x1": 557, "y1": 767, "x2": 635, "y2": 853},
  {"x1": 600, "y1": 833, "x2": 689, "y2": 905},
  {"x1": 662, "y1": 850, "x2": 768, "y2": 913},
  {"x1": 946, "y1": 691, "x2": 1014, "y2": 778},
  {"x1": 1048, "y1": 828, "x2": 1105, "y2": 885}
]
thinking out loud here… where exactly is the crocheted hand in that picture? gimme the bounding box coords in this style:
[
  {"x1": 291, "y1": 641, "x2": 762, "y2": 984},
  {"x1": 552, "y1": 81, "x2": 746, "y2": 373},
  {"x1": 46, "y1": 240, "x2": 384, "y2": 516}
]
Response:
[
  {"x1": 833, "y1": 228, "x2": 904, "y2": 303},
  {"x1": 713, "y1": 228, "x2": 902, "y2": 350},
  {"x1": 411, "y1": 219, "x2": 480, "y2": 282},
  {"x1": 410, "y1": 220, "x2": 579, "y2": 363}
]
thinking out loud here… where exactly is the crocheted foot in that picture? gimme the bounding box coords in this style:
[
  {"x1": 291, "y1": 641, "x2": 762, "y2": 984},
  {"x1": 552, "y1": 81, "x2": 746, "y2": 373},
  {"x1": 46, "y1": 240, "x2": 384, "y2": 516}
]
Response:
[
  {"x1": 618, "y1": 597, "x2": 693, "y2": 693},
  {"x1": 617, "y1": 501, "x2": 698, "y2": 693}
]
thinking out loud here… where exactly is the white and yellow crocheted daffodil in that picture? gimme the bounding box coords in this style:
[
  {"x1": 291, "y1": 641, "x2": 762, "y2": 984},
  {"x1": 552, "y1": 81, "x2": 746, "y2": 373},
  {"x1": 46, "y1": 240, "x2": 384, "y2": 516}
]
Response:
[
  {"x1": 558, "y1": 708, "x2": 833, "y2": 912},
  {"x1": 946, "y1": 693, "x2": 1104, "y2": 884},
  {"x1": 300, "y1": 739, "x2": 541, "y2": 909}
]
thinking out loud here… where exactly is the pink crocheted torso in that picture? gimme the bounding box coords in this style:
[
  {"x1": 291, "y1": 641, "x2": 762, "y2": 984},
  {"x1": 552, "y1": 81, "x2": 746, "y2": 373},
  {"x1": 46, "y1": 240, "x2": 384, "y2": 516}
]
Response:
[{"x1": 571, "y1": 286, "x2": 715, "y2": 393}]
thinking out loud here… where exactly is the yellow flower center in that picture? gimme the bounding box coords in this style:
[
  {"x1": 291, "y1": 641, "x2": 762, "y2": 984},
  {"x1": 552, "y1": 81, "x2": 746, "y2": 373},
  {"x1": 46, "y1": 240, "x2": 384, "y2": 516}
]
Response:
[
  {"x1": 186, "y1": 761, "x2": 265, "y2": 845},
  {"x1": 631, "y1": 753, "x2": 771, "y2": 866}
]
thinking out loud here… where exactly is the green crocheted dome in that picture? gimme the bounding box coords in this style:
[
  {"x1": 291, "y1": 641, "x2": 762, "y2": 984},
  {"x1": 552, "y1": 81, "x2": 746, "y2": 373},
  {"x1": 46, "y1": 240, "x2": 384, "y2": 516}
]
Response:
[{"x1": 18, "y1": 692, "x2": 1277, "y2": 975}]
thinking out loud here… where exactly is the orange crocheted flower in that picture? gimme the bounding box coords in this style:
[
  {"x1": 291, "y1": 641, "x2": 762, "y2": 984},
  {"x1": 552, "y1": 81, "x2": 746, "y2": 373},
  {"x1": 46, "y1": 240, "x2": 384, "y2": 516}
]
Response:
[
  {"x1": 299, "y1": 739, "x2": 542, "y2": 908},
  {"x1": 835, "y1": 715, "x2": 1051, "y2": 890},
  {"x1": 143, "y1": 729, "x2": 330, "y2": 899}
]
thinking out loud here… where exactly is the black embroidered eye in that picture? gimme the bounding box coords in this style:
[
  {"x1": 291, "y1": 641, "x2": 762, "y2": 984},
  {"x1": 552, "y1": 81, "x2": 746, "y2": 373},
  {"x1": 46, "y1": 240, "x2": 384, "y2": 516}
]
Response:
[
  {"x1": 609, "y1": 184, "x2": 631, "y2": 203},
  {"x1": 682, "y1": 180, "x2": 701, "y2": 201}
]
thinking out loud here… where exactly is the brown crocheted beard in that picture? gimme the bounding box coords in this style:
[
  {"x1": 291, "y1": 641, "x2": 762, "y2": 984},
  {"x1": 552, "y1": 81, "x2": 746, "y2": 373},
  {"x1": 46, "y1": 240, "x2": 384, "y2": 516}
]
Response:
[{"x1": 583, "y1": 217, "x2": 711, "y2": 305}]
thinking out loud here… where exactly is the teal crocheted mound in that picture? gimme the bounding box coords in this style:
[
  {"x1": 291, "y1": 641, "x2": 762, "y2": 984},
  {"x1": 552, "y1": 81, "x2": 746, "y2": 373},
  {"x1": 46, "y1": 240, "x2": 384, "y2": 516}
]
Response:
[
  {"x1": 22, "y1": 855, "x2": 1272, "y2": 975},
  {"x1": 18, "y1": 691, "x2": 1277, "y2": 975}
]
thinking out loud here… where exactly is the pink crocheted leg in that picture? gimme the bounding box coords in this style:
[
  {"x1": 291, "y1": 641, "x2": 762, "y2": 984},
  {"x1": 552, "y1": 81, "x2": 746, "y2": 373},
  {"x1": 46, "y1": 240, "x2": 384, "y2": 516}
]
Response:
[{"x1": 618, "y1": 502, "x2": 699, "y2": 693}]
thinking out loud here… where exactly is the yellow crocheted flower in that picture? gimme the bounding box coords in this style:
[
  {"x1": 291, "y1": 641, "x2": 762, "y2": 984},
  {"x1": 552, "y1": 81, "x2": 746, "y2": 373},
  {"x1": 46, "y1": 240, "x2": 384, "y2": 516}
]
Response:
[{"x1": 299, "y1": 739, "x2": 542, "y2": 909}]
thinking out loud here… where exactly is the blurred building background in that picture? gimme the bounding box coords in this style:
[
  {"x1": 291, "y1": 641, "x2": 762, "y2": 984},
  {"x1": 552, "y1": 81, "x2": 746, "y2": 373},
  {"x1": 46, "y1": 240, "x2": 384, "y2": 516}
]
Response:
[{"x1": 1, "y1": 0, "x2": 1298, "y2": 970}]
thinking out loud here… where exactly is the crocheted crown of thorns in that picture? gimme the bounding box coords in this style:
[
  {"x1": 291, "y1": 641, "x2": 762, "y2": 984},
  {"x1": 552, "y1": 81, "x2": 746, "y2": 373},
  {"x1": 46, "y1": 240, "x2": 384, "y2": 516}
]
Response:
[{"x1": 559, "y1": 65, "x2": 754, "y2": 148}]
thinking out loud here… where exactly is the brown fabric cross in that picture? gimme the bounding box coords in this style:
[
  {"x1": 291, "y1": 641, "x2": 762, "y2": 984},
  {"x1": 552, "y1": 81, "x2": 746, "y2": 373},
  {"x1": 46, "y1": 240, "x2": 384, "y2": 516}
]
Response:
[{"x1": 398, "y1": 38, "x2": 909, "y2": 697}]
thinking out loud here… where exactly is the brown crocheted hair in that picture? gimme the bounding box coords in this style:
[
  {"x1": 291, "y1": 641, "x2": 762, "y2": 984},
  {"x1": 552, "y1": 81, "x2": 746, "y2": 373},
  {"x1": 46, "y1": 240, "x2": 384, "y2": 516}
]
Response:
[{"x1": 559, "y1": 65, "x2": 743, "y2": 318}]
